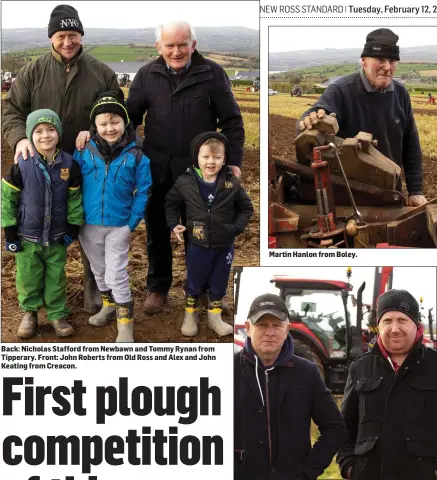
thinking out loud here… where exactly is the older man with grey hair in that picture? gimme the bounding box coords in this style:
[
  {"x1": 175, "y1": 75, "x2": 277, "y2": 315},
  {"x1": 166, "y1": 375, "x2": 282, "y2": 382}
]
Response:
[{"x1": 126, "y1": 20, "x2": 245, "y2": 314}]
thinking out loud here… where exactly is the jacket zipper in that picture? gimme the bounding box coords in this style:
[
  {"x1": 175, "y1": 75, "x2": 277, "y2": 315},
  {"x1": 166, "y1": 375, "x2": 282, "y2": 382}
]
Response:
[
  {"x1": 265, "y1": 370, "x2": 272, "y2": 465},
  {"x1": 203, "y1": 172, "x2": 227, "y2": 249},
  {"x1": 91, "y1": 152, "x2": 98, "y2": 179},
  {"x1": 207, "y1": 207, "x2": 212, "y2": 248},
  {"x1": 101, "y1": 162, "x2": 109, "y2": 224},
  {"x1": 39, "y1": 160, "x2": 52, "y2": 244}
]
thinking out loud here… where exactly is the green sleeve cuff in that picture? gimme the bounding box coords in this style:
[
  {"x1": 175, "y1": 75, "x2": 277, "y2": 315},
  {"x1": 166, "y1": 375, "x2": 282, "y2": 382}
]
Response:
[{"x1": 67, "y1": 187, "x2": 84, "y2": 225}]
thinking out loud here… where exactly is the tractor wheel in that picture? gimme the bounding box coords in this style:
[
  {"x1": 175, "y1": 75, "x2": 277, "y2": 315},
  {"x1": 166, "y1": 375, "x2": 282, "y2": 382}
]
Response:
[{"x1": 293, "y1": 339, "x2": 325, "y2": 378}]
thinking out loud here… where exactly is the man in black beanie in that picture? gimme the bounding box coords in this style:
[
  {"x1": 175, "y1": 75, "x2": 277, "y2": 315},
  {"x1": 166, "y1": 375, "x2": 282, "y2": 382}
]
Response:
[
  {"x1": 3, "y1": 4, "x2": 119, "y2": 314},
  {"x1": 337, "y1": 288, "x2": 437, "y2": 480},
  {"x1": 299, "y1": 28, "x2": 426, "y2": 207}
]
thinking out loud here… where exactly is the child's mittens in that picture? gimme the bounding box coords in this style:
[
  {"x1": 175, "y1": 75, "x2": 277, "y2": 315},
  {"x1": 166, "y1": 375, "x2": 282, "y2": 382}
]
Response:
[
  {"x1": 63, "y1": 223, "x2": 80, "y2": 247},
  {"x1": 5, "y1": 240, "x2": 21, "y2": 253},
  {"x1": 4, "y1": 226, "x2": 21, "y2": 253}
]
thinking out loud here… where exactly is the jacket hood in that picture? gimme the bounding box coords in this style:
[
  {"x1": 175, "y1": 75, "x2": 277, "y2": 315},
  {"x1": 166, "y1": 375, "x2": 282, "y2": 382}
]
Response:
[
  {"x1": 190, "y1": 131, "x2": 231, "y2": 166},
  {"x1": 90, "y1": 121, "x2": 136, "y2": 161},
  {"x1": 244, "y1": 333, "x2": 295, "y2": 368}
]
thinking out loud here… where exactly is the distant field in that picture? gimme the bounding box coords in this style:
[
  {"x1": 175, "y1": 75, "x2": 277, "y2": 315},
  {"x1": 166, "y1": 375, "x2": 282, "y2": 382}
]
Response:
[
  {"x1": 86, "y1": 45, "x2": 157, "y2": 61},
  {"x1": 208, "y1": 53, "x2": 249, "y2": 63},
  {"x1": 419, "y1": 69, "x2": 437, "y2": 77},
  {"x1": 5, "y1": 45, "x2": 253, "y2": 67},
  {"x1": 10, "y1": 45, "x2": 158, "y2": 62},
  {"x1": 274, "y1": 62, "x2": 437, "y2": 78}
]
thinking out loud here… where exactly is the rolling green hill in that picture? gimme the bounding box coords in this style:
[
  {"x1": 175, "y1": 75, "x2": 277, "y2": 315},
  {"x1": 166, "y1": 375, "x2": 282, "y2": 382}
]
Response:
[
  {"x1": 273, "y1": 62, "x2": 437, "y2": 77},
  {"x1": 3, "y1": 44, "x2": 258, "y2": 70}
]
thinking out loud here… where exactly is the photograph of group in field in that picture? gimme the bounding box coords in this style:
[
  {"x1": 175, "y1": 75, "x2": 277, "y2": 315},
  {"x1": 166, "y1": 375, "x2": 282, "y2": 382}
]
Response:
[
  {"x1": 268, "y1": 26, "x2": 437, "y2": 249},
  {"x1": 1, "y1": 0, "x2": 260, "y2": 343}
]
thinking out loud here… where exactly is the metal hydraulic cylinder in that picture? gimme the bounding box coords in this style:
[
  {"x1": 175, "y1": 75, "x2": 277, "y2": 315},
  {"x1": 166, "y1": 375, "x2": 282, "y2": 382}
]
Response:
[{"x1": 312, "y1": 147, "x2": 336, "y2": 233}]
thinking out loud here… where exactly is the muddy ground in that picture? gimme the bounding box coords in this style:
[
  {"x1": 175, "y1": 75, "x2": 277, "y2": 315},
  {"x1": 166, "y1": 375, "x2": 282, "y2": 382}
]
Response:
[{"x1": 1, "y1": 100, "x2": 260, "y2": 343}]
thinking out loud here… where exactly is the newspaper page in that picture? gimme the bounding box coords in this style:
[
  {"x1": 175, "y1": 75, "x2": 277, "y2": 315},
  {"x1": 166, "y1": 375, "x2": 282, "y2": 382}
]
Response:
[{"x1": 0, "y1": 1, "x2": 259, "y2": 479}]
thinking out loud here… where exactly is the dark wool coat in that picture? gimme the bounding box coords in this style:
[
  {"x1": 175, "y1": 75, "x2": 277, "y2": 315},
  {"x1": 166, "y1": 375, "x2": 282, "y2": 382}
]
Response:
[
  {"x1": 165, "y1": 166, "x2": 253, "y2": 248},
  {"x1": 235, "y1": 335, "x2": 347, "y2": 480},
  {"x1": 126, "y1": 50, "x2": 244, "y2": 183},
  {"x1": 337, "y1": 342, "x2": 437, "y2": 480}
]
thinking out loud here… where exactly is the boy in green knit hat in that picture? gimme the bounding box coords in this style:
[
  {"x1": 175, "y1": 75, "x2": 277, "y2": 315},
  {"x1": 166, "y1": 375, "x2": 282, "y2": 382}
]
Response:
[{"x1": 2, "y1": 109, "x2": 83, "y2": 338}]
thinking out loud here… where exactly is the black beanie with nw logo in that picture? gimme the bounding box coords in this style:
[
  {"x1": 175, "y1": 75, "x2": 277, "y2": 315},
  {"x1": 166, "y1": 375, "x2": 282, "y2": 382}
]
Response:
[{"x1": 48, "y1": 4, "x2": 84, "y2": 38}]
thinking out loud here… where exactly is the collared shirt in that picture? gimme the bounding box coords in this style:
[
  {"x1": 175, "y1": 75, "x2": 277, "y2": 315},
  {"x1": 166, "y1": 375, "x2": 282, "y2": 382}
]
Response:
[
  {"x1": 360, "y1": 67, "x2": 394, "y2": 93},
  {"x1": 167, "y1": 59, "x2": 192, "y2": 75}
]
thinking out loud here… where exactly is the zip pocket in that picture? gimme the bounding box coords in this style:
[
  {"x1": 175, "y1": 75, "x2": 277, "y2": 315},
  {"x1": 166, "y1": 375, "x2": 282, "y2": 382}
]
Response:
[{"x1": 114, "y1": 156, "x2": 128, "y2": 182}]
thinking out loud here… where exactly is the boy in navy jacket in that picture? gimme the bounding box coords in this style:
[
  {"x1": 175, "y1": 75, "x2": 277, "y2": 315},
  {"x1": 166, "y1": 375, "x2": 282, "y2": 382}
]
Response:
[{"x1": 2, "y1": 109, "x2": 83, "y2": 338}]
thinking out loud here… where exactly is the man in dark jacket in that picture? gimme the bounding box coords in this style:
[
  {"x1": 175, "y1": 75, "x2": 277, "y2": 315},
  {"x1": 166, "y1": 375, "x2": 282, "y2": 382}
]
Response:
[
  {"x1": 298, "y1": 28, "x2": 425, "y2": 207},
  {"x1": 235, "y1": 293, "x2": 346, "y2": 480},
  {"x1": 2, "y1": 5, "x2": 119, "y2": 314},
  {"x1": 337, "y1": 289, "x2": 437, "y2": 480},
  {"x1": 126, "y1": 20, "x2": 245, "y2": 313}
]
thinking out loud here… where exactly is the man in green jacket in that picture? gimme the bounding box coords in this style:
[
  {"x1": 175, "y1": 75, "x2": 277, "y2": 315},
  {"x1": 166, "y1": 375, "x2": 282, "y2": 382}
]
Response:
[{"x1": 2, "y1": 4, "x2": 119, "y2": 313}]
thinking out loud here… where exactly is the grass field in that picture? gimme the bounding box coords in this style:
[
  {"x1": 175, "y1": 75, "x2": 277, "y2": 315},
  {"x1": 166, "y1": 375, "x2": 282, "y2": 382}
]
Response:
[
  {"x1": 312, "y1": 396, "x2": 343, "y2": 479},
  {"x1": 5, "y1": 45, "x2": 255, "y2": 68},
  {"x1": 280, "y1": 62, "x2": 437, "y2": 78}
]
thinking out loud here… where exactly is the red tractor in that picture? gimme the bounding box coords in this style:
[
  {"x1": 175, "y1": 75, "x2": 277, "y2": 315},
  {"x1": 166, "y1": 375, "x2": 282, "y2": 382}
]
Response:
[
  {"x1": 271, "y1": 272, "x2": 370, "y2": 393},
  {"x1": 234, "y1": 267, "x2": 395, "y2": 393},
  {"x1": 234, "y1": 266, "x2": 436, "y2": 392}
]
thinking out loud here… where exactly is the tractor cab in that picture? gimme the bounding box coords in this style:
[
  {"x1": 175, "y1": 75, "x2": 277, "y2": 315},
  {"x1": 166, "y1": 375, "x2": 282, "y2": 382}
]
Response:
[
  {"x1": 272, "y1": 273, "x2": 366, "y2": 393},
  {"x1": 273, "y1": 277, "x2": 353, "y2": 358}
]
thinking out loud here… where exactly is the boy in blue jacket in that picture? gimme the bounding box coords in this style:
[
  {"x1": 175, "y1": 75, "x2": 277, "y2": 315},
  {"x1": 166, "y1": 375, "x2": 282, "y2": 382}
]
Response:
[
  {"x1": 74, "y1": 90, "x2": 152, "y2": 343},
  {"x1": 2, "y1": 109, "x2": 83, "y2": 338}
]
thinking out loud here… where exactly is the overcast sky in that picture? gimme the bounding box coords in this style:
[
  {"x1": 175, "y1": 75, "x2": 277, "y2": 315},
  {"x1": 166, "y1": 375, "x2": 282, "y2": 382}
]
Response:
[
  {"x1": 2, "y1": 1, "x2": 259, "y2": 30},
  {"x1": 270, "y1": 26, "x2": 437, "y2": 52},
  {"x1": 235, "y1": 267, "x2": 436, "y2": 325}
]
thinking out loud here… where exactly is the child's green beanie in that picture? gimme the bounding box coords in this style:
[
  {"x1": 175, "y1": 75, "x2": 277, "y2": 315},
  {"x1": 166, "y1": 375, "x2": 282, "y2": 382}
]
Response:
[{"x1": 26, "y1": 109, "x2": 62, "y2": 142}]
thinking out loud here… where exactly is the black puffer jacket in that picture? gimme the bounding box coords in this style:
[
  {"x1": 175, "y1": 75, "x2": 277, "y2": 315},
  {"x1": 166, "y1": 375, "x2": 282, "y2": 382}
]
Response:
[
  {"x1": 165, "y1": 165, "x2": 253, "y2": 248},
  {"x1": 126, "y1": 50, "x2": 244, "y2": 183},
  {"x1": 337, "y1": 342, "x2": 437, "y2": 480},
  {"x1": 235, "y1": 335, "x2": 347, "y2": 480}
]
